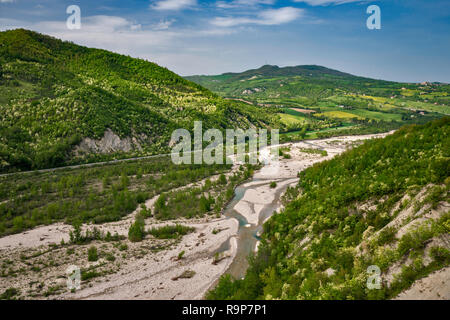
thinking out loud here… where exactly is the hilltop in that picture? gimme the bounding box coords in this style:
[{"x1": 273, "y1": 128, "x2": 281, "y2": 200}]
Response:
[{"x1": 0, "y1": 29, "x2": 280, "y2": 173}]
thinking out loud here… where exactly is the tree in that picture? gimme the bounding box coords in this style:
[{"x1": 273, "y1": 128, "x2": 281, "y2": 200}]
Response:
[
  {"x1": 128, "y1": 216, "x2": 145, "y2": 242},
  {"x1": 218, "y1": 174, "x2": 227, "y2": 185},
  {"x1": 299, "y1": 126, "x2": 307, "y2": 139},
  {"x1": 87, "y1": 246, "x2": 98, "y2": 261}
]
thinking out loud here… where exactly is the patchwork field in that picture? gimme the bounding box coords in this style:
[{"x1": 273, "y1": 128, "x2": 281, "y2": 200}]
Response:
[{"x1": 187, "y1": 65, "x2": 450, "y2": 141}]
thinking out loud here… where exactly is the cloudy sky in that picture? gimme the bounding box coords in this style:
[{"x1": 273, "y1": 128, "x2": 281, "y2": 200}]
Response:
[{"x1": 0, "y1": 0, "x2": 449, "y2": 82}]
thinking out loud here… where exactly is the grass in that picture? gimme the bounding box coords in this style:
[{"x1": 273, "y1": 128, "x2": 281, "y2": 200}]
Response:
[
  {"x1": 315, "y1": 111, "x2": 364, "y2": 120},
  {"x1": 279, "y1": 113, "x2": 308, "y2": 126},
  {"x1": 346, "y1": 109, "x2": 403, "y2": 121},
  {"x1": 298, "y1": 148, "x2": 328, "y2": 156},
  {"x1": 148, "y1": 224, "x2": 195, "y2": 239}
]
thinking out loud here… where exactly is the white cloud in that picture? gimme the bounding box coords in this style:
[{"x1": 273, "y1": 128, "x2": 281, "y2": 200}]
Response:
[
  {"x1": 0, "y1": 14, "x2": 238, "y2": 70},
  {"x1": 153, "y1": 19, "x2": 176, "y2": 30},
  {"x1": 211, "y1": 7, "x2": 303, "y2": 27},
  {"x1": 292, "y1": 0, "x2": 363, "y2": 6},
  {"x1": 259, "y1": 7, "x2": 303, "y2": 24},
  {"x1": 0, "y1": 0, "x2": 15, "y2": 3},
  {"x1": 151, "y1": 0, "x2": 196, "y2": 10},
  {"x1": 216, "y1": 0, "x2": 275, "y2": 8},
  {"x1": 0, "y1": 16, "x2": 175, "y2": 55}
]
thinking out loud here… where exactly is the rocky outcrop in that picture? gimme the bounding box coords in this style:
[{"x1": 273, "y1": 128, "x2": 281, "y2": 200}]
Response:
[{"x1": 74, "y1": 129, "x2": 144, "y2": 154}]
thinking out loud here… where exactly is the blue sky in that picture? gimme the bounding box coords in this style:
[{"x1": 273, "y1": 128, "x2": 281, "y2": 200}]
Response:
[{"x1": 0, "y1": 0, "x2": 449, "y2": 82}]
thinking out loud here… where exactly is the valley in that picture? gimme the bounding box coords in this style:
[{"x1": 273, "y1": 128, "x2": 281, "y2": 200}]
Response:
[
  {"x1": 0, "y1": 132, "x2": 388, "y2": 300},
  {"x1": 0, "y1": 29, "x2": 448, "y2": 301},
  {"x1": 187, "y1": 65, "x2": 450, "y2": 142}
]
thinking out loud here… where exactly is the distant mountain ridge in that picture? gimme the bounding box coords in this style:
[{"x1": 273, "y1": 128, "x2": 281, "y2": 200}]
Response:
[
  {"x1": 185, "y1": 63, "x2": 398, "y2": 101},
  {"x1": 221, "y1": 64, "x2": 360, "y2": 80}
]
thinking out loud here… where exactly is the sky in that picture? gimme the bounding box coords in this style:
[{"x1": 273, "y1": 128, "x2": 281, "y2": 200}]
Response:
[{"x1": 0, "y1": 0, "x2": 449, "y2": 82}]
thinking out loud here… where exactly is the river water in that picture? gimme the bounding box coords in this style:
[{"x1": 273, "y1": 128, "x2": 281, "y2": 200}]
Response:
[{"x1": 217, "y1": 177, "x2": 296, "y2": 279}]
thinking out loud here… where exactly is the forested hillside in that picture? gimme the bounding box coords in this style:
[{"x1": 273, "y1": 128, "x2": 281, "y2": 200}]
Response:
[
  {"x1": 208, "y1": 117, "x2": 450, "y2": 300},
  {"x1": 0, "y1": 29, "x2": 280, "y2": 173}
]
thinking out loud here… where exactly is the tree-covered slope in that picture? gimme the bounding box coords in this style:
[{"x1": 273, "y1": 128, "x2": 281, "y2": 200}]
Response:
[
  {"x1": 208, "y1": 117, "x2": 450, "y2": 300},
  {"x1": 0, "y1": 29, "x2": 280, "y2": 173}
]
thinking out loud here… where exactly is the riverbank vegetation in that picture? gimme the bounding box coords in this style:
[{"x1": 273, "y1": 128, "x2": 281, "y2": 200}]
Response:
[
  {"x1": 0, "y1": 155, "x2": 232, "y2": 237},
  {"x1": 154, "y1": 164, "x2": 258, "y2": 220}
]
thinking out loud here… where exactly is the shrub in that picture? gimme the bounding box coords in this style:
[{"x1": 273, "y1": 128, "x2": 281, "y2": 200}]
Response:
[
  {"x1": 128, "y1": 217, "x2": 145, "y2": 242},
  {"x1": 0, "y1": 288, "x2": 19, "y2": 300},
  {"x1": 148, "y1": 224, "x2": 194, "y2": 239},
  {"x1": 105, "y1": 252, "x2": 116, "y2": 262},
  {"x1": 430, "y1": 246, "x2": 450, "y2": 264},
  {"x1": 270, "y1": 181, "x2": 277, "y2": 188},
  {"x1": 377, "y1": 226, "x2": 397, "y2": 246},
  {"x1": 87, "y1": 246, "x2": 98, "y2": 262},
  {"x1": 218, "y1": 174, "x2": 227, "y2": 185}
]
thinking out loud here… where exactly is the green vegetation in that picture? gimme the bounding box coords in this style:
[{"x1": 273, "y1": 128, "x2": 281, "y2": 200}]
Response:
[
  {"x1": 178, "y1": 250, "x2": 186, "y2": 260},
  {"x1": 153, "y1": 164, "x2": 258, "y2": 220},
  {"x1": 69, "y1": 223, "x2": 123, "y2": 245},
  {"x1": 0, "y1": 288, "x2": 19, "y2": 300},
  {"x1": 148, "y1": 224, "x2": 195, "y2": 239},
  {"x1": 207, "y1": 117, "x2": 450, "y2": 300},
  {"x1": 0, "y1": 29, "x2": 281, "y2": 173},
  {"x1": 87, "y1": 246, "x2": 98, "y2": 262},
  {"x1": 0, "y1": 155, "x2": 231, "y2": 237},
  {"x1": 172, "y1": 269, "x2": 196, "y2": 280},
  {"x1": 278, "y1": 146, "x2": 291, "y2": 159},
  {"x1": 128, "y1": 216, "x2": 145, "y2": 242},
  {"x1": 187, "y1": 65, "x2": 449, "y2": 142},
  {"x1": 298, "y1": 147, "x2": 328, "y2": 156}
]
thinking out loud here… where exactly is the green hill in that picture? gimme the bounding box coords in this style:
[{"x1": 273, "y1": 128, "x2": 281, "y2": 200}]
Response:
[
  {"x1": 187, "y1": 65, "x2": 450, "y2": 140},
  {"x1": 0, "y1": 29, "x2": 280, "y2": 173},
  {"x1": 208, "y1": 117, "x2": 450, "y2": 300}
]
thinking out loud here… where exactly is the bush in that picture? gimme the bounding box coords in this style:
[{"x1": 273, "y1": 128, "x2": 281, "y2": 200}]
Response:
[
  {"x1": 430, "y1": 246, "x2": 450, "y2": 264},
  {"x1": 148, "y1": 224, "x2": 194, "y2": 239},
  {"x1": 0, "y1": 288, "x2": 19, "y2": 300},
  {"x1": 218, "y1": 174, "x2": 227, "y2": 185},
  {"x1": 270, "y1": 181, "x2": 277, "y2": 188},
  {"x1": 199, "y1": 195, "x2": 213, "y2": 213},
  {"x1": 87, "y1": 246, "x2": 98, "y2": 261},
  {"x1": 377, "y1": 226, "x2": 397, "y2": 246},
  {"x1": 128, "y1": 217, "x2": 145, "y2": 242}
]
